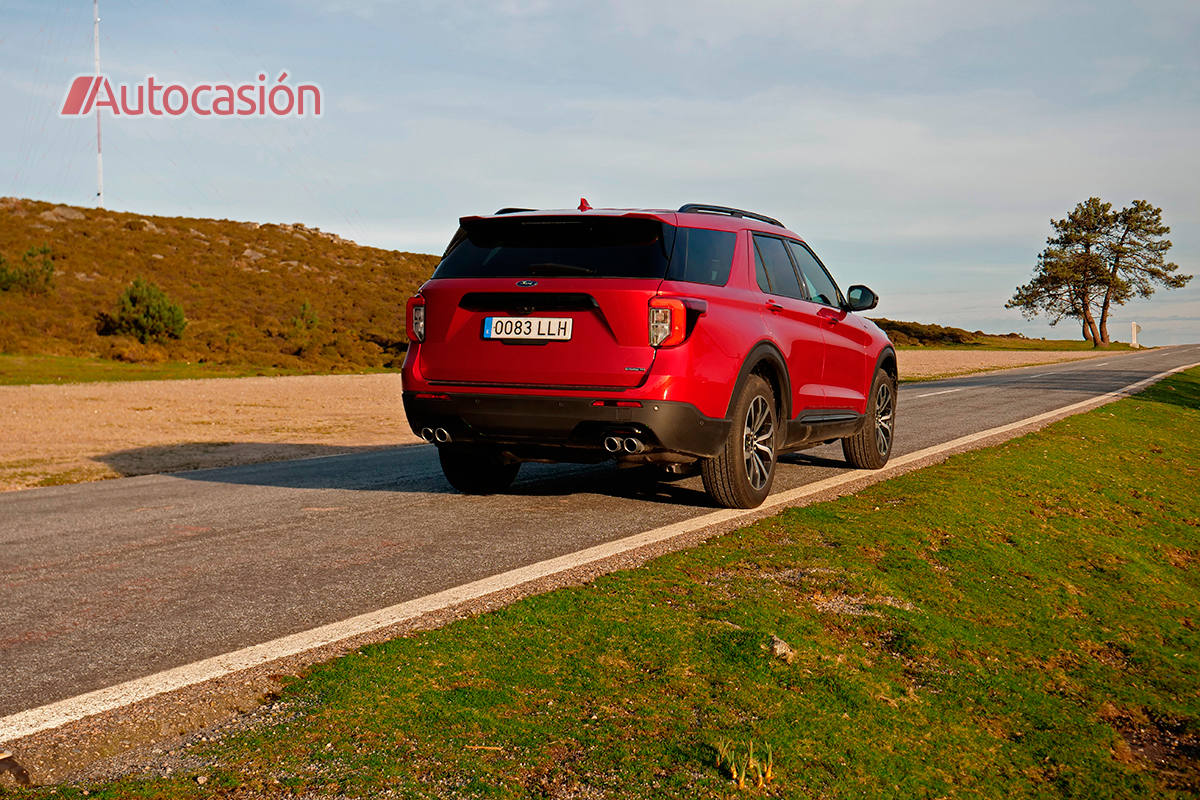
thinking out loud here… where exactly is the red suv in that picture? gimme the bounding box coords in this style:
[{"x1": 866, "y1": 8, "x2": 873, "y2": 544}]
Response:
[{"x1": 402, "y1": 203, "x2": 896, "y2": 508}]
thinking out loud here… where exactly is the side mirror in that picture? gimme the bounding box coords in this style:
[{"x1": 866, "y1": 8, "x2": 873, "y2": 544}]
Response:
[{"x1": 845, "y1": 285, "x2": 878, "y2": 312}]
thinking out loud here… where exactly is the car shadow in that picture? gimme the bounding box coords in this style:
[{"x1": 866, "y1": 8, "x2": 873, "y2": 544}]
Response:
[
  {"x1": 778, "y1": 451, "x2": 846, "y2": 469},
  {"x1": 96, "y1": 441, "x2": 413, "y2": 482},
  {"x1": 95, "y1": 441, "x2": 721, "y2": 507}
]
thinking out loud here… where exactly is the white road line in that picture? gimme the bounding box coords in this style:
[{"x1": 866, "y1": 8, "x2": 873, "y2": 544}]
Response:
[
  {"x1": 2, "y1": 360, "x2": 1197, "y2": 745},
  {"x1": 911, "y1": 387, "x2": 970, "y2": 399}
]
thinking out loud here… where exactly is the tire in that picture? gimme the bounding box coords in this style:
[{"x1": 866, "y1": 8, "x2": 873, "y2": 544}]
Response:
[
  {"x1": 438, "y1": 444, "x2": 520, "y2": 494},
  {"x1": 842, "y1": 366, "x2": 897, "y2": 469},
  {"x1": 701, "y1": 374, "x2": 778, "y2": 508}
]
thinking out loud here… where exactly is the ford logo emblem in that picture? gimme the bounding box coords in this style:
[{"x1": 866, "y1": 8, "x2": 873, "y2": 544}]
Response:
[{"x1": 516, "y1": 279, "x2": 537, "y2": 287}]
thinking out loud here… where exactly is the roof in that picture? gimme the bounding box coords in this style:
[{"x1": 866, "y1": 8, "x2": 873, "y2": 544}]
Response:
[{"x1": 463, "y1": 203, "x2": 797, "y2": 237}]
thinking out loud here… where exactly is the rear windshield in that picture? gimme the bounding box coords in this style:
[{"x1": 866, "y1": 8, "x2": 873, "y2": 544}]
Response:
[{"x1": 435, "y1": 217, "x2": 677, "y2": 280}]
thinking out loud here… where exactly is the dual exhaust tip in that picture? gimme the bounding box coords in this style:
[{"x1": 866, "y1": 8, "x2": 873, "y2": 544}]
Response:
[
  {"x1": 420, "y1": 427, "x2": 451, "y2": 444},
  {"x1": 424, "y1": 427, "x2": 642, "y2": 453},
  {"x1": 604, "y1": 435, "x2": 646, "y2": 454}
]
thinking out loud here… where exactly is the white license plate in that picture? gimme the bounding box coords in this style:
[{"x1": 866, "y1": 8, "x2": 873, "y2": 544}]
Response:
[{"x1": 483, "y1": 316, "x2": 573, "y2": 341}]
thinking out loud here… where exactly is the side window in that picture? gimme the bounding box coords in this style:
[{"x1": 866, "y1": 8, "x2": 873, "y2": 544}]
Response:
[
  {"x1": 667, "y1": 227, "x2": 736, "y2": 286},
  {"x1": 752, "y1": 235, "x2": 804, "y2": 299},
  {"x1": 788, "y1": 240, "x2": 842, "y2": 307}
]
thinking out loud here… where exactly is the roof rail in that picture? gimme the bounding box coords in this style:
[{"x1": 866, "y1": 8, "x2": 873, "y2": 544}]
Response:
[
  {"x1": 494, "y1": 207, "x2": 535, "y2": 215},
  {"x1": 677, "y1": 203, "x2": 783, "y2": 228}
]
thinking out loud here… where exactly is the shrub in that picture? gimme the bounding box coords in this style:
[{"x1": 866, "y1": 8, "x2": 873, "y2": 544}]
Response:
[
  {"x1": 0, "y1": 244, "x2": 54, "y2": 293},
  {"x1": 98, "y1": 277, "x2": 187, "y2": 343}
]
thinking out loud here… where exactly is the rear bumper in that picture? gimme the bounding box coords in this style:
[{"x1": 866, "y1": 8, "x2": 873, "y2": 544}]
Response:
[{"x1": 403, "y1": 391, "x2": 730, "y2": 458}]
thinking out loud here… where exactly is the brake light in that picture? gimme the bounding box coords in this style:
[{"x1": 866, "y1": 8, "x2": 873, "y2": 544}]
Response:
[
  {"x1": 407, "y1": 296, "x2": 426, "y2": 343},
  {"x1": 648, "y1": 297, "x2": 686, "y2": 347}
]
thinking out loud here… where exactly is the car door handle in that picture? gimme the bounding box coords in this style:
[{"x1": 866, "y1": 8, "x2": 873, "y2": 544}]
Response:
[{"x1": 765, "y1": 300, "x2": 784, "y2": 313}]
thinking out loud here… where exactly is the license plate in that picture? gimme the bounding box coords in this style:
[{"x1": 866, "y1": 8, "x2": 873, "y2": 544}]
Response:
[{"x1": 483, "y1": 316, "x2": 573, "y2": 341}]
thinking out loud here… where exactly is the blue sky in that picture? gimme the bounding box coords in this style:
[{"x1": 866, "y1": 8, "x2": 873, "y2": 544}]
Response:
[{"x1": 3, "y1": 0, "x2": 1198, "y2": 344}]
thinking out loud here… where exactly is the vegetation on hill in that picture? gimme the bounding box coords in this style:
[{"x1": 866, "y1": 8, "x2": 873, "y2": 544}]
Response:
[
  {"x1": 0, "y1": 197, "x2": 1128, "y2": 379},
  {"x1": 871, "y1": 318, "x2": 1132, "y2": 351},
  {"x1": 0, "y1": 198, "x2": 439, "y2": 371}
]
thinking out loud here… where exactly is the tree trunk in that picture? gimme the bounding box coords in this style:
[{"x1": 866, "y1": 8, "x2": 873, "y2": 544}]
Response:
[
  {"x1": 1082, "y1": 307, "x2": 1101, "y2": 346},
  {"x1": 1098, "y1": 226, "x2": 1130, "y2": 346}
]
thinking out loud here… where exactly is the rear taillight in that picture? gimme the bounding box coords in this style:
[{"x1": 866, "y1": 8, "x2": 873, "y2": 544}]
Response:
[
  {"x1": 407, "y1": 296, "x2": 426, "y2": 343},
  {"x1": 648, "y1": 297, "x2": 686, "y2": 347}
]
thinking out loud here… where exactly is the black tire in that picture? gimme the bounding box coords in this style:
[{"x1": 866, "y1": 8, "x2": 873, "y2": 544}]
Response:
[
  {"x1": 701, "y1": 374, "x2": 778, "y2": 508},
  {"x1": 842, "y1": 367, "x2": 897, "y2": 469},
  {"x1": 438, "y1": 444, "x2": 520, "y2": 494}
]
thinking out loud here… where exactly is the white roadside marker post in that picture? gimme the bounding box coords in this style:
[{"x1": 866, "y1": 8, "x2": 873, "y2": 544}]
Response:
[{"x1": 1131, "y1": 321, "x2": 1141, "y2": 349}]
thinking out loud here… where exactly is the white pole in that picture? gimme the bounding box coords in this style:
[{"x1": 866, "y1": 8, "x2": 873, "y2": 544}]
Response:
[
  {"x1": 93, "y1": 0, "x2": 104, "y2": 207},
  {"x1": 1131, "y1": 321, "x2": 1141, "y2": 349}
]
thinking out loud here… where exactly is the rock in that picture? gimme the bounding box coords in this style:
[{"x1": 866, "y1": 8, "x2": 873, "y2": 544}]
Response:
[
  {"x1": 39, "y1": 205, "x2": 85, "y2": 222},
  {"x1": 196, "y1": 775, "x2": 207, "y2": 785},
  {"x1": 242, "y1": 248, "x2": 265, "y2": 261},
  {"x1": 769, "y1": 635, "x2": 796, "y2": 664}
]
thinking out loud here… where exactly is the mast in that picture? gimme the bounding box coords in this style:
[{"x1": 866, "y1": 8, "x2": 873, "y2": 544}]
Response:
[{"x1": 93, "y1": 0, "x2": 103, "y2": 207}]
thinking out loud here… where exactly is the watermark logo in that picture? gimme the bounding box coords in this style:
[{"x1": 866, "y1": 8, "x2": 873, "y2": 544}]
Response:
[{"x1": 60, "y1": 72, "x2": 321, "y2": 118}]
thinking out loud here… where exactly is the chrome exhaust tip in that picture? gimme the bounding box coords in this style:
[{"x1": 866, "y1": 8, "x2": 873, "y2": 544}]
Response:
[
  {"x1": 603, "y1": 436, "x2": 623, "y2": 453},
  {"x1": 433, "y1": 427, "x2": 451, "y2": 443},
  {"x1": 623, "y1": 437, "x2": 645, "y2": 454},
  {"x1": 420, "y1": 427, "x2": 435, "y2": 442}
]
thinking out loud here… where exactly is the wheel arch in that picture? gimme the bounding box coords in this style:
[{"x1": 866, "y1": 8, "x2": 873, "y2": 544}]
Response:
[
  {"x1": 726, "y1": 341, "x2": 792, "y2": 423},
  {"x1": 875, "y1": 345, "x2": 898, "y2": 383}
]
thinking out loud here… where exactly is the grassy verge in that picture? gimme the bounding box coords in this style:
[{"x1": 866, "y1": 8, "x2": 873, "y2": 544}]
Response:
[
  {"x1": 13, "y1": 370, "x2": 1200, "y2": 799},
  {"x1": 894, "y1": 337, "x2": 1137, "y2": 352},
  {"x1": 0, "y1": 354, "x2": 398, "y2": 386}
]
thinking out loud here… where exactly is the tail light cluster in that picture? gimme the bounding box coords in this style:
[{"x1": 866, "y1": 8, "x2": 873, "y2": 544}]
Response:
[
  {"x1": 649, "y1": 296, "x2": 706, "y2": 347},
  {"x1": 407, "y1": 296, "x2": 426, "y2": 343},
  {"x1": 648, "y1": 298, "x2": 686, "y2": 347}
]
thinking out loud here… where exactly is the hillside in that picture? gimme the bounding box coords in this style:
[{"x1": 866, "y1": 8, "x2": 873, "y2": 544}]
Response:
[{"x1": 0, "y1": 198, "x2": 440, "y2": 371}]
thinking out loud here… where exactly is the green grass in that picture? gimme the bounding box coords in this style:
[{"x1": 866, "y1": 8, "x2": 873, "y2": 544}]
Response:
[
  {"x1": 11, "y1": 371, "x2": 1200, "y2": 799},
  {"x1": 0, "y1": 353, "x2": 398, "y2": 385}
]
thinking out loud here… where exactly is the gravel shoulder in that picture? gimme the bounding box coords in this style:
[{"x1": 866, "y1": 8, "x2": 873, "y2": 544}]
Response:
[
  {"x1": 0, "y1": 350, "x2": 1118, "y2": 492},
  {"x1": 1, "y1": 373, "x2": 419, "y2": 491}
]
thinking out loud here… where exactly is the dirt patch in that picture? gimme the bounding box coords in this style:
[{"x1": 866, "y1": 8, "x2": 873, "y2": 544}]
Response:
[
  {"x1": 0, "y1": 351, "x2": 1127, "y2": 491},
  {"x1": 1100, "y1": 703, "x2": 1200, "y2": 790},
  {"x1": 0, "y1": 373, "x2": 421, "y2": 491},
  {"x1": 897, "y1": 349, "x2": 1116, "y2": 380}
]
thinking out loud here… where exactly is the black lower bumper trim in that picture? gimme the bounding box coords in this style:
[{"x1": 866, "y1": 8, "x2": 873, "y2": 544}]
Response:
[{"x1": 403, "y1": 392, "x2": 731, "y2": 458}]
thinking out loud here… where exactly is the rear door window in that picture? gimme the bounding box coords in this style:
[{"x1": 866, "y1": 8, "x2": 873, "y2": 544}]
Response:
[
  {"x1": 787, "y1": 240, "x2": 842, "y2": 307},
  {"x1": 435, "y1": 217, "x2": 676, "y2": 279},
  {"x1": 667, "y1": 227, "x2": 736, "y2": 286},
  {"x1": 752, "y1": 234, "x2": 805, "y2": 299}
]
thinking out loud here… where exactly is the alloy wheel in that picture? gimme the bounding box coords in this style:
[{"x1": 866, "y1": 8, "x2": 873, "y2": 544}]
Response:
[
  {"x1": 742, "y1": 395, "x2": 775, "y2": 490},
  {"x1": 874, "y1": 381, "x2": 895, "y2": 457}
]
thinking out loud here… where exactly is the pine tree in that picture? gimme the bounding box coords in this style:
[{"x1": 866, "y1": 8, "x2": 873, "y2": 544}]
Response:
[{"x1": 1007, "y1": 198, "x2": 1189, "y2": 345}]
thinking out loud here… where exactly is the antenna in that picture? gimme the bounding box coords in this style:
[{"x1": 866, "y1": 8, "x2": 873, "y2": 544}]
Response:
[{"x1": 93, "y1": 0, "x2": 103, "y2": 207}]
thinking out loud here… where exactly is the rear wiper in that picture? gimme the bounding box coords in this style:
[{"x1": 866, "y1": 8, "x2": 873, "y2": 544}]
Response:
[{"x1": 526, "y1": 262, "x2": 596, "y2": 276}]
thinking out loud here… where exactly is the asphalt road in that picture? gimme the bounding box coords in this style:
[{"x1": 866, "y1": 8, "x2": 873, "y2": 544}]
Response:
[{"x1": 2, "y1": 345, "x2": 1198, "y2": 720}]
